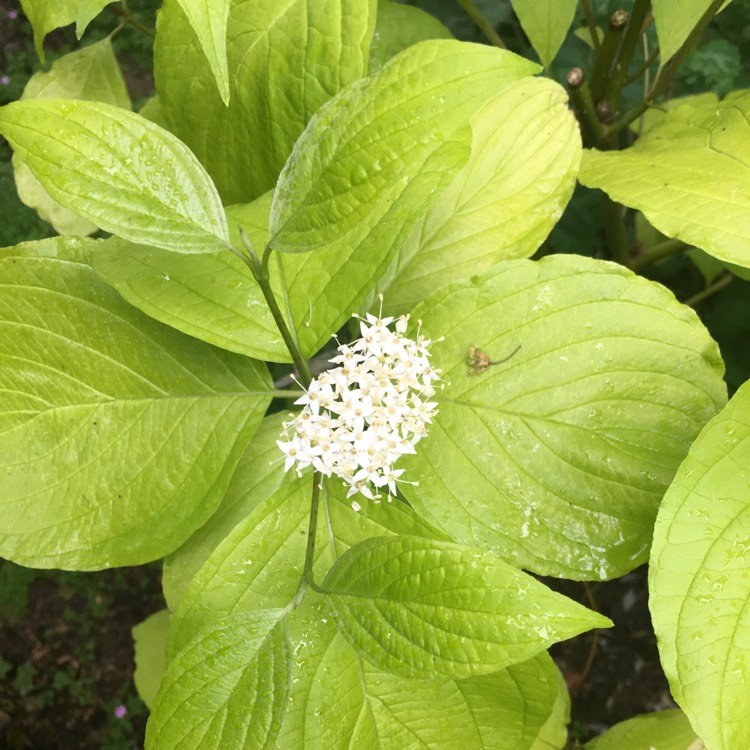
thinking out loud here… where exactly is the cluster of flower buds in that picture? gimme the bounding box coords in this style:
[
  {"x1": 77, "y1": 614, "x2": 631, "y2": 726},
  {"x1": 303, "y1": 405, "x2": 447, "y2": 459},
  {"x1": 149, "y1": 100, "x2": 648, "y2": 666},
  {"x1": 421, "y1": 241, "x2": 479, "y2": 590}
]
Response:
[{"x1": 277, "y1": 307, "x2": 441, "y2": 506}]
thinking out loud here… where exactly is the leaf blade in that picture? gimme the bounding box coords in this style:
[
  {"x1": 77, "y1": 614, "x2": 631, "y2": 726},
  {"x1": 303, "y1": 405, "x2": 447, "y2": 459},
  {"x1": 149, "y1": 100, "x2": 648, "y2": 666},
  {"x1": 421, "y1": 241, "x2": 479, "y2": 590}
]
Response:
[
  {"x1": 383, "y1": 75, "x2": 581, "y2": 313},
  {"x1": 272, "y1": 40, "x2": 540, "y2": 354},
  {"x1": 649, "y1": 379, "x2": 750, "y2": 750},
  {"x1": 13, "y1": 38, "x2": 131, "y2": 237},
  {"x1": 579, "y1": 92, "x2": 750, "y2": 270},
  {"x1": 0, "y1": 237, "x2": 271, "y2": 569},
  {"x1": 509, "y1": 0, "x2": 577, "y2": 69},
  {"x1": 322, "y1": 535, "x2": 610, "y2": 678},
  {"x1": 155, "y1": 0, "x2": 376, "y2": 204},
  {"x1": 0, "y1": 99, "x2": 229, "y2": 254},
  {"x1": 174, "y1": 0, "x2": 231, "y2": 104},
  {"x1": 147, "y1": 611, "x2": 290, "y2": 750},
  {"x1": 404, "y1": 254, "x2": 726, "y2": 579}
]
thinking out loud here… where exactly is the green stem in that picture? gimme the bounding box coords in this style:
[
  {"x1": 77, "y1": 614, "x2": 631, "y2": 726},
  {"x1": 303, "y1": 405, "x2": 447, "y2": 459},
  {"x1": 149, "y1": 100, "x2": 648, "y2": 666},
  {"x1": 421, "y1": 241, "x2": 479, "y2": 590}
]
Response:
[
  {"x1": 630, "y1": 238, "x2": 687, "y2": 271},
  {"x1": 456, "y1": 0, "x2": 507, "y2": 48},
  {"x1": 232, "y1": 238, "x2": 312, "y2": 387},
  {"x1": 581, "y1": 0, "x2": 601, "y2": 52},
  {"x1": 607, "y1": 0, "x2": 651, "y2": 104},
  {"x1": 114, "y1": 0, "x2": 155, "y2": 37},
  {"x1": 567, "y1": 68, "x2": 606, "y2": 149},
  {"x1": 260, "y1": 245, "x2": 312, "y2": 386},
  {"x1": 270, "y1": 389, "x2": 305, "y2": 399},
  {"x1": 685, "y1": 272, "x2": 734, "y2": 307},
  {"x1": 589, "y1": 10, "x2": 629, "y2": 103},
  {"x1": 622, "y1": 45, "x2": 660, "y2": 87},
  {"x1": 606, "y1": 0, "x2": 725, "y2": 136},
  {"x1": 299, "y1": 474, "x2": 324, "y2": 598},
  {"x1": 604, "y1": 196, "x2": 631, "y2": 265}
]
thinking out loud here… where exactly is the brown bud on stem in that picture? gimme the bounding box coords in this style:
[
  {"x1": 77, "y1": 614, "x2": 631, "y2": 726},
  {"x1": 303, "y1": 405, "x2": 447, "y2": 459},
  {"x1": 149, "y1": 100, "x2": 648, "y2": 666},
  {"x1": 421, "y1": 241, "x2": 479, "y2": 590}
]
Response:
[
  {"x1": 610, "y1": 9, "x2": 629, "y2": 31},
  {"x1": 567, "y1": 67, "x2": 584, "y2": 89}
]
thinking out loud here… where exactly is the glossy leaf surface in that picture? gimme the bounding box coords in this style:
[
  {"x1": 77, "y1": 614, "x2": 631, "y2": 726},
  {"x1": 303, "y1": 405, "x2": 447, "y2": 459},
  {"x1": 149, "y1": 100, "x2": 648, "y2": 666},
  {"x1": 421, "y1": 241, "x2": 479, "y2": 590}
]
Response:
[
  {"x1": 155, "y1": 0, "x2": 376, "y2": 203},
  {"x1": 0, "y1": 238, "x2": 271, "y2": 569},
  {"x1": 384, "y1": 75, "x2": 580, "y2": 313},
  {"x1": 92, "y1": 193, "x2": 291, "y2": 362},
  {"x1": 404, "y1": 254, "x2": 726, "y2": 579},
  {"x1": 271, "y1": 40, "x2": 539, "y2": 354},
  {"x1": 150, "y1": 476, "x2": 571, "y2": 748},
  {"x1": 323, "y1": 535, "x2": 610, "y2": 678},
  {"x1": 650, "y1": 380, "x2": 750, "y2": 750},
  {"x1": 13, "y1": 38, "x2": 130, "y2": 237},
  {"x1": 0, "y1": 99, "x2": 229, "y2": 254}
]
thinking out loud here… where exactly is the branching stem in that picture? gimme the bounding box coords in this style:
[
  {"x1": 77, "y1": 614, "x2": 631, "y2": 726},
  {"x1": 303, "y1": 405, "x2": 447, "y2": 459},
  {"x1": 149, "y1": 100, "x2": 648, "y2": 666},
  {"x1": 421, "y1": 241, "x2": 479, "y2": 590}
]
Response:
[
  {"x1": 110, "y1": 0, "x2": 155, "y2": 37},
  {"x1": 685, "y1": 272, "x2": 734, "y2": 307},
  {"x1": 233, "y1": 236, "x2": 313, "y2": 387},
  {"x1": 606, "y1": 0, "x2": 651, "y2": 104},
  {"x1": 456, "y1": 0, "x2": 507, "y2": 48},
  {"x1": 589, "y1": 10, "x2": 628, "y2": 103},
  {"x1": 630, "y1": 238, "x2": 687, "y2": 271},
  {"x1": 606, "y1": 0, "x2": 725, "y2": 136},
  {"x1": 581, "y1": 0, "x2": 601, "y2": 52}
]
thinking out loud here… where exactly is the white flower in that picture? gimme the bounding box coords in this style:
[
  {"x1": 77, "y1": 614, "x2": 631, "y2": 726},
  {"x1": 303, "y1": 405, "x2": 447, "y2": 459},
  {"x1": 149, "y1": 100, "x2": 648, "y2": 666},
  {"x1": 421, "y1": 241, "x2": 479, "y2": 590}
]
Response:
[{"x1": 277, "y1": 300, "x2": 441, "y2": 502}]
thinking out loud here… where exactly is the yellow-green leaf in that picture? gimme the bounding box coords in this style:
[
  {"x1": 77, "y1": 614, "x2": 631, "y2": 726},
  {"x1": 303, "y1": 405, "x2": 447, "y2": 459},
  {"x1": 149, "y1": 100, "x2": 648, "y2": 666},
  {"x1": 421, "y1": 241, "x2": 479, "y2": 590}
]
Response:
[
  {"x1": 13, "y1": 38, "x2": 130, "y2": 237},
  {"x1": 579, "y1": 91, "x2": 750, "y2": 270}
]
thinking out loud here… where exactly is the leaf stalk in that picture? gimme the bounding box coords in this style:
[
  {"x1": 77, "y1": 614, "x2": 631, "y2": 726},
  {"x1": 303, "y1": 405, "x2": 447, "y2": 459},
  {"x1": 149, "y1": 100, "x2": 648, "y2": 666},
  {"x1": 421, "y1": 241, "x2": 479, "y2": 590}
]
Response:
[{"x1": 630, "y1": 238, "x2": 687, "y2": 271}]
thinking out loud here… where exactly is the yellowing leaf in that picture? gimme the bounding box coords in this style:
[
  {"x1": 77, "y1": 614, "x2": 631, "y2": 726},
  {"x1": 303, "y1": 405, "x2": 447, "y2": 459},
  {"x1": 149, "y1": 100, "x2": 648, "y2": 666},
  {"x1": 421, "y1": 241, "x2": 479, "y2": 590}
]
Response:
[
  {"x1": 579, "y1": 92, "x2": 750, "y2": 270},
  {"x1": 653, "y1": 0, "x2": 733, "y2": 66},
  {"x1": 650, "y1": 380, "x2": 750, "y2": 750}
]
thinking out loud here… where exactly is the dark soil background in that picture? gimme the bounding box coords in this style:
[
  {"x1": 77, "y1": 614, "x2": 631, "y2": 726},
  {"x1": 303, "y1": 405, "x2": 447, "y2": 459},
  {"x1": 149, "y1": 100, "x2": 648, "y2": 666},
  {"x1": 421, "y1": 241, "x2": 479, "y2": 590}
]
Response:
[{"x1": 0, "y1": 562, "x2": 164, "y2": 749}]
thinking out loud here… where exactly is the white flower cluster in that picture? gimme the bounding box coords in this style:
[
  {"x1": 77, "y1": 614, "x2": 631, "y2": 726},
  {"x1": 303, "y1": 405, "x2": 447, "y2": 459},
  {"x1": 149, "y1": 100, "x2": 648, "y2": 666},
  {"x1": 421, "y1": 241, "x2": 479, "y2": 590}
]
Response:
[{"x1": 277, "y1": 309, "x2": 441, "y2": 506}]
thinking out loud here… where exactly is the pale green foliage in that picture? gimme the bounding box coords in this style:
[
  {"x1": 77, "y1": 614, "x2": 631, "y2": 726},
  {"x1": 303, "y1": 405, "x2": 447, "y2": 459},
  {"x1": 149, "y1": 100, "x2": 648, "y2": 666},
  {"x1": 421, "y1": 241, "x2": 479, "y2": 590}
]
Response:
[
  {"x1": 162, "y1": 413, "x2": 294, "y2": 608},
  {"x1": 19, "y1": 0, "x2": 112, "y2": 61},
  {"x1": 270, "y1": 41, "x2": 539, "y2": 355},
  {"x1": 403, "y1": 254, "x2": 726, "y2": 579},
  {"x1": 148, "y1": 479, "x2": 572, "y2": 748},
  {"x1": 650, "y1": 380, "x2": 750, "y2": 750},
  {"x1": 509, "y1": 0, "x2": 578, "y2": 69},
  {"x1": 580, "y1": 91, "x2": 750, "y2": 270},
  {"x1": 174, "y1": 0, "x2": 231, "y2": 104},
  {"x1": 155, "y1": 0, "x2": 377, "y2": 204},
  {"x1": 323, "y1": 535, "x2": 611, "y2": 678},
  {"x1": 92, "y1": 193, "x2": 290, "y2": 362},
  {"x1": 0, "y1": 100, "x2": 230, "y2": 254},
  {"x1": 652, "y1": 0, "x2": 734, "y2": 66},
  {"x1": 3, "y1": 1, "x2": 748, "y2": 747},
  {"x1": 14, "y1": 38, "x2": 131, "y2": 236},
  {"x1": 383, "y1": 75, "x2": 581, "y2": 313},
  {"x1": 585, "y1": 709, "x2": 698, "y2": 749},
  {"x1": 132, "y1": 609, "x2": 170, "y2": 709},
  {"x1": 369, "y1": 0, "x2": 454, "y2": 73},
  {"x1": 0, "y1": 238, "x2": 271, "y2": 568}
]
